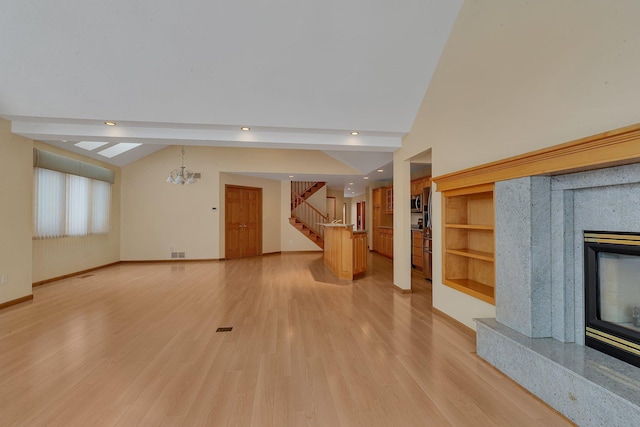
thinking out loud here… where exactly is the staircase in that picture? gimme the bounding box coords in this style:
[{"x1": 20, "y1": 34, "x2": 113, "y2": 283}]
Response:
[{"x1": 290, "y1": 181, "x2": 327, "y2": 249}]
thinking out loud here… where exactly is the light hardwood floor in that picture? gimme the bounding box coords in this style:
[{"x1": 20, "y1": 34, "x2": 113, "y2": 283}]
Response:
[{"x1": 0, "y1": 253, "x2": 573, "y2": 426}]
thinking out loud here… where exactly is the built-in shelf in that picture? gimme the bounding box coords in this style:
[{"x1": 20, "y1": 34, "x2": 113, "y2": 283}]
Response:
[
  {"x1": 443, "y1": 278, "x2": 495, "y2": 305},
  {"x1": 445, "y1": 224, "x2": 494, "y2": 230},
  {"x1": 446, "y1": 248, "x2": 494, "y2": 262},
  {"x1": 442, "y1": 183, "x2": 495, "y2": 305}
]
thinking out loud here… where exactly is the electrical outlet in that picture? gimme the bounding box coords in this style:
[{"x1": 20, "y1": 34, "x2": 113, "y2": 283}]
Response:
[{"x1": 1, "y1": 275, "x2": 7, "y2": 285}]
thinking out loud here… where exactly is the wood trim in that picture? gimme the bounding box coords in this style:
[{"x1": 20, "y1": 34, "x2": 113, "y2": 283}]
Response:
[
  {"x1": 262, "y1": 251, "x2": 282, "y2": 256},
  {"x1": 433, "y1": 123, "x2": 640, "y2": 191},
  {"x1": 32, "y1": 262, "x2": 121, "y2": 287},
  {"x1": 120, "y1": 259, "x2": 221, "y2": 264},
  {"x1": 0, "y1": 294, "x2": 33, "y2": 310},
  {"x1": 392, "y1": 284, "x2": 412, "y2": 294},
  {"x1": 432, "y1": 307, "x2": 476, "y2": 339}
]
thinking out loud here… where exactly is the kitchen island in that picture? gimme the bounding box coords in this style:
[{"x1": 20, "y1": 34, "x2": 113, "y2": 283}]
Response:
[{"x1": 320, "y1": 224, "x2": 367, "y2": 280}]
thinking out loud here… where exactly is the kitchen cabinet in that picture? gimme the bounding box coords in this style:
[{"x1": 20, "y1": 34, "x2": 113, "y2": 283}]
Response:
[
  {"x1": 353, "y1": 231, "x2": 368, "y2": 275},
  {"x1": 411, "y1": 176, "x2": 431, "y2": 195},
  {"x1": 442, "y1": 183, "x2": 495, "y2": 304},
  {"x1": 372, "y1": 188, "x2": 382, "y2": 208},
  {"x1": 411, "y1": 230, "x2": 423, "y2": 269},
  {"x1": 322, "y1": 225, "x2": 367, "y2": 280},
  {"x1": 377, "y1": 227, "x2": 394, "y2": 258},
  {"x1": 372, "y1": 207, "x2": 381, "y2": 250},
  {"x1": 372, "y1": 186, "x2": 393, "y2": 258}
]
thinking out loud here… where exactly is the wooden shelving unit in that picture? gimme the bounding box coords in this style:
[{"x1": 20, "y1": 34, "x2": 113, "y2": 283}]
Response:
[{"x1": 442, "y1": 183, "x2": 495, "y2": 304}]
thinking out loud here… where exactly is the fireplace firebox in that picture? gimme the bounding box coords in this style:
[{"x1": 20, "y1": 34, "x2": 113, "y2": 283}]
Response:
[{"x1": 584, "y1": 231, "x2": 640, "y2": 368}]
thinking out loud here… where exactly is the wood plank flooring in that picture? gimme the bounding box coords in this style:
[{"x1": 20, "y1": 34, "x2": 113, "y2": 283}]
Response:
[{"x1": 0, "y1": 253, "x2": 573, "y2": 426}]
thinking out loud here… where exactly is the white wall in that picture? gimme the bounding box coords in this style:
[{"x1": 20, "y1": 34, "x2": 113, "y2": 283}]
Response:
[{"x1": 396, "y1": 0, "x2": 640, "y2": 329}]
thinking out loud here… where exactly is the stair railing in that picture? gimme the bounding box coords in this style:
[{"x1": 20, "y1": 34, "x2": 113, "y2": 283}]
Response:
[
  {"x1": 291, "y1": 192, "x2": 328, "y2": 238},
  {"x1": 291, "y1": 181, "x2": 321, "y2": 209}
]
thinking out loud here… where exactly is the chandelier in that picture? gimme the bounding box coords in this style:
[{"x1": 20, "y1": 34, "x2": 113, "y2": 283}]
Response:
[{"x1": 166, "y1": 146, "x2": 198, "y2": 185}]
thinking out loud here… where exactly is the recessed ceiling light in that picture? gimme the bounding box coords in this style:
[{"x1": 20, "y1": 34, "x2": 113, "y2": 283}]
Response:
[
  {"x1": 104, "y1": 121, "x2": 117, "y2": 126},
  {"x1": 350, "y1": 131, "x2": 359, "y2": 135},
  {"x1": 97, "y1": 142, "x2": 142, "y2": 158},
  {"x1": 62, "y1": 140, "x2": 68, "y2": 143},
  {"x1": 363, "y1": 177, "x2": 369, "y2": 180},
  {"x1": 288, "y1": 175, "x2": 294, "y2": 178},
  {"x1": 377, "y1": 169, "x2": 384, "y2": 172},
  {"x1": 241, "y1": 127, "x2": 251, "y2": 131},
  {"x1": 349, "y1": 182, "x2": 354, "y2": 185},
  {"x1": 351, "y1": 192, "x2": 355, "y2": 194},
  {"x1": 75, "y1": 141, "x2": 109, "y2": 151},
  {"x1": 347, "y1": 188, "x2": 351, "y2": 190}
]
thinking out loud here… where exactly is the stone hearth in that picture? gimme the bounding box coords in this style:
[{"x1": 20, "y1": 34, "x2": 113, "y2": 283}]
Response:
[{"x1": 476, "y1": 163, "x2": 640, "y2": 426}]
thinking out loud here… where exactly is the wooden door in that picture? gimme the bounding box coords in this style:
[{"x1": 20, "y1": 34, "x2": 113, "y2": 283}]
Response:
[{"x1": 225, "y1": 185, "x2": 262, "y2": 259}]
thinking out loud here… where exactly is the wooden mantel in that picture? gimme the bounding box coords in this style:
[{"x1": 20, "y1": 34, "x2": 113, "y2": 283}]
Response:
[{"x1": 433, "y1": 123, "x2": 640, "y2": 191}]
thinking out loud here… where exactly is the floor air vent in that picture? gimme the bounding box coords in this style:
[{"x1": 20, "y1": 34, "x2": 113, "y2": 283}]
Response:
[
  {"x1": 216, "y1": 327, "x2": 233, "y2": 332},
  {"x1": 170, "y1": 252, "x2": 186, "y2": 259}
]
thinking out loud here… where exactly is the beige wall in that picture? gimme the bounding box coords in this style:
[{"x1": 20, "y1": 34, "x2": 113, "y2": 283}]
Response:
[
  {"x1": 395, "y1": 0, "x2": 640, "y2": 329},
  {"x1": 121, "y1": 146, "x2": 359, "y2": 260},
  {"x1": 32, "y1": 141, "x2": 121, "y2": 282},
  {"x1": 0, "y1": 119, "x2": 33, "y2": 304}
]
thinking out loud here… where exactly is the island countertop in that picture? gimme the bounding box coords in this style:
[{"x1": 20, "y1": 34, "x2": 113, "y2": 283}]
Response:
[{"x1": 319, "y1": 224, "x2": 367, "y2": 233}]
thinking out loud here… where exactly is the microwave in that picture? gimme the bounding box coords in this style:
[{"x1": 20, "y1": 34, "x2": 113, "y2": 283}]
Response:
[{"x1": 410, "y1": 194, "x2": 423, "y2": 213}]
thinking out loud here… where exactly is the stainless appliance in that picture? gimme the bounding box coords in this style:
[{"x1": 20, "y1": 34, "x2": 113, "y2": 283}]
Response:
[{"x1": 410, "y1": 194, "x2": 422, "y2": 213}]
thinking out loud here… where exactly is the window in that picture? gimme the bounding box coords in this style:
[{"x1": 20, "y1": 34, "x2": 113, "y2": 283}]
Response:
[{"x1": 34, "y1": 167, "x2": 111, "y2": 238}]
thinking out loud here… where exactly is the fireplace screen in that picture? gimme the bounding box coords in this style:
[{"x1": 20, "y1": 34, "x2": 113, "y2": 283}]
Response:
[{"x1": 584, "y1": 231, "x2": 640, "y2": 368}]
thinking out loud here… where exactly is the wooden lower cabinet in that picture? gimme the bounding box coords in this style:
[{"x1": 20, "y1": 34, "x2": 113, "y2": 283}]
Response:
[
  {"x1": 353, "y1": 232, "x2": 367, "y2": 275},
  {"x1": 411, "y1": 230, "x2": 423, "y2": 269},
  {"x1": 322, "y1": 225, "x2": 367, "y2": 280},
  {"x1": 376, "y1": 227, "x2": 393, "y2": 258}
]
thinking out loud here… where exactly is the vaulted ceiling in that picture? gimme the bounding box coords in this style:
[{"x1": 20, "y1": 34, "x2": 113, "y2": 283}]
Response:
[{"x1": 0, "y1": 1, "x2": 461, "y2": 192}]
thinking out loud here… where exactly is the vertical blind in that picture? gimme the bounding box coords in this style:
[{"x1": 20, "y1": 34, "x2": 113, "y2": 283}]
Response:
[{"x1": 34, "y1": 167, "x2": 112, "y2": 238}]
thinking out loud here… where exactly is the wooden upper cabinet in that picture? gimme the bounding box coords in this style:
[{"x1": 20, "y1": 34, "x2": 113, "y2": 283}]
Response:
[
  {"x1": 386, "y1": 187, "x2": 393, "y2": 214},
  {"x1": 411, "y1": 176, "x2": 431, "y2": 195},
  {"x1": 411, "y1": 179, "x2": 421, "y2": 195},
  {"x1": 372, "y1": 188, "x2": 382, "y2": 208}
]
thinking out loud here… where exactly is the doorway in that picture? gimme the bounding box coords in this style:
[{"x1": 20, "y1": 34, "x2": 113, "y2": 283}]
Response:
[
  {"x1": 356, "y1": 201, "x2": 365, "y2": 230},
  {"x1": 225, "y1": 185, "x2": 262, "y2": 259},
  {"x1": 326, "y1": 196, "x2": 337, "y2": 222}
]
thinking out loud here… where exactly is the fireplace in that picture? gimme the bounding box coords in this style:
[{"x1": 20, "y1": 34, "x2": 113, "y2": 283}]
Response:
[{"x1": 584, "y1": 231, "x2": 640, "y2": 368}]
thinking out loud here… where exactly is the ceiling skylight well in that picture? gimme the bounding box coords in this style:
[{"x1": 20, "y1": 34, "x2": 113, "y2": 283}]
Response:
[
  {"x1": 97, "y1": 143, "x2": 143, "y2": 158},
  {"x1": 75, "y1": 141, "x2": 109, "y2": 151}
]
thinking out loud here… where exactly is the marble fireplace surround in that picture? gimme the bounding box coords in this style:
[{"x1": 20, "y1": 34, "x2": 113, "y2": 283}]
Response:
[{"x1": 476, "y1": 163, "x2": 640, "y2": 426}]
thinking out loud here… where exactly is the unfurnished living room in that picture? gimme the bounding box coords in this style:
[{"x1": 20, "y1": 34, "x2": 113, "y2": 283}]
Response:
[{"x1": 1, "y1": 1, "x2": 640, "y2": 426}]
